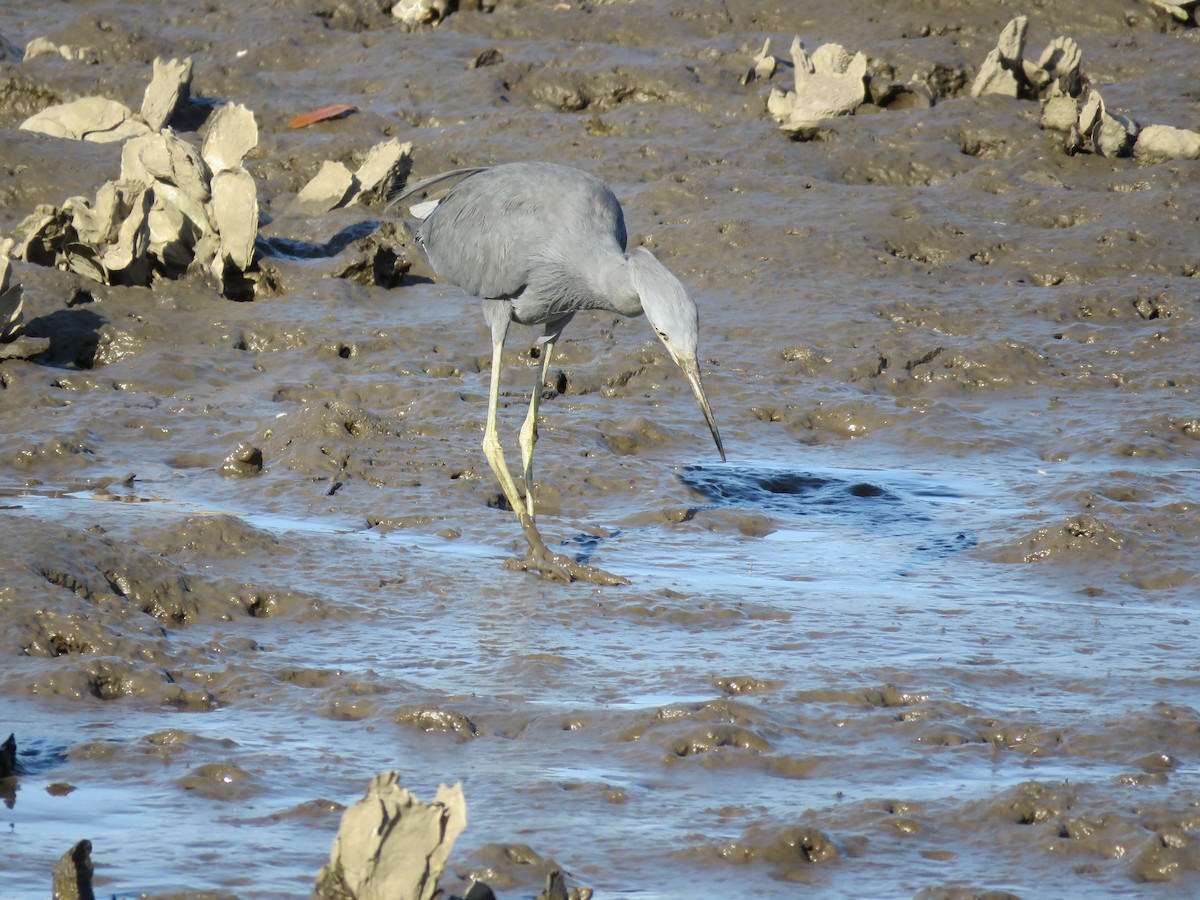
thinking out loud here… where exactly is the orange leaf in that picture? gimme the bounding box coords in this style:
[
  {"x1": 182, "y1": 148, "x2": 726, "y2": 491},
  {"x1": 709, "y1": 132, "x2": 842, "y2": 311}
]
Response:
[{"x1": 287, "y1": 104, "x2": 359, "y2": 128}]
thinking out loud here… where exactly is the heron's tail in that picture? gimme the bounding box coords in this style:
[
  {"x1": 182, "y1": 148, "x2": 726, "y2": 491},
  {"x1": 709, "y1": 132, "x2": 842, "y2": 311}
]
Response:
[{"x1": 385, "y1": 167, "x2": 489, "y2": 213}]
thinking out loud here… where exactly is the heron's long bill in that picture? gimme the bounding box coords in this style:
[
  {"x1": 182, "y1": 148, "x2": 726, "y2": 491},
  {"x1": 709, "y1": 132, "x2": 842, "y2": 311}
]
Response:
[{"x1": 678, "y1": 357, "x2": 726, "y2": 462}]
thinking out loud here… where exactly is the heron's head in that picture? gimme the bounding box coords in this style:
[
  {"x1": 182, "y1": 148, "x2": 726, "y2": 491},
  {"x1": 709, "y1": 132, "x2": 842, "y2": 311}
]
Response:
[{"x1": 627, "y1": 247, "x2": 725, "y2": 462}]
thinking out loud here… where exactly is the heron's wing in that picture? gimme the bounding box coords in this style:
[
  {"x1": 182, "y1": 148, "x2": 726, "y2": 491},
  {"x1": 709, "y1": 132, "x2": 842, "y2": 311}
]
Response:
[{"x1": 416, "y1": 163, "x2": 627, "y2": 301}]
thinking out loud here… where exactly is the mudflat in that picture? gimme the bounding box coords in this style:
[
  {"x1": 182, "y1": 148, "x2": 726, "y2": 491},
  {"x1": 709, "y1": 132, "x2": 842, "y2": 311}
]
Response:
[{"x1": 1, "y1": 1, "x2": 1199, "y2": 896}]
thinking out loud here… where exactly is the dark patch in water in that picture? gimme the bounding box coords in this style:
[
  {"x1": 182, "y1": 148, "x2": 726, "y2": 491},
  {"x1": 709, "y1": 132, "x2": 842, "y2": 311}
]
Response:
[
  {"x1": 682, "y1": 467, "x2": 909, "y2": 525},
  {"x1": 681, "y1": 466, "x2": 978, "y2": 568},
  {"x1": 5, "y1": 736, "x2": 69, "y2": 778}
]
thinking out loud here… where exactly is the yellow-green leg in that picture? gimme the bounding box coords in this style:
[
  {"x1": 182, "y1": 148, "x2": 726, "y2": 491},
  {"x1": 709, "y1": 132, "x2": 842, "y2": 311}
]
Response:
[{"x1": 518, "y1": 338, "x2": 555, "y2": 520}]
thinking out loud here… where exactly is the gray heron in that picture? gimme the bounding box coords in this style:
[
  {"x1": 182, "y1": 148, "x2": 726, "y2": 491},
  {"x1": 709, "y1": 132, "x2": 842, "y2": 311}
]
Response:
[{"x1": 390, "y1": 161, "x2": 724, "y2": 583}]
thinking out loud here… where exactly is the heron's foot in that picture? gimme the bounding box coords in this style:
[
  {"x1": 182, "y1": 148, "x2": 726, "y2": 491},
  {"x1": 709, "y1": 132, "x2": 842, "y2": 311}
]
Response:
[
  {"x1": 506, "y1": 548, "x2": 629, "y2": 586},
  {"x1": 510, "y1": 515, "x2": 630, "y2": 586}
]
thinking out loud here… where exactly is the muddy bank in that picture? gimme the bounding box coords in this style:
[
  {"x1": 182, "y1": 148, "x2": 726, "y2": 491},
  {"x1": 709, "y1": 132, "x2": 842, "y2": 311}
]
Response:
[{"x1": 2, "y1": 0, "x2": 1200, "y2": 897}]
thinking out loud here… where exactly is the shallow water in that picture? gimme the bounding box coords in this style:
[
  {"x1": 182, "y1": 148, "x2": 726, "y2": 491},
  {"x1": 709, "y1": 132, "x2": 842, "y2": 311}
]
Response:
[{"x1": 2, "y1": 0, "x2": 1200, "y2": 897}]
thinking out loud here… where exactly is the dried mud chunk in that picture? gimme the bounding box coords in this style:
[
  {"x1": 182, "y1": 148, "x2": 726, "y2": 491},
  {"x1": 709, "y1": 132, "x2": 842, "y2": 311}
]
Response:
[
  {"x1": 1132, "y1": 828, "x2": 1200, "y2": 882},
  {"x1": 348, "y1": 138, "x2": 413, "y2": 206},
  {"x1": 219, "y1": 442, "x2": 264, "y2": 477},
  {"x1": 668, "y1": 724, "x2": 771, "y2": 757},
  {"x1": 295, "y1": 160, "x2": 356, "y2": 214},
  {"x1": 201, "y1": 102, "x2": 258, "y2": 175},
  {"x1": 988, "y1": 780, "x2": 1074, "y2": 825},
  {"x1": 177, "y1": 762, "x2": 259, "y2": 800},
  {"x1": 396, "y1": 705, "x2": 479, "y2": 738},
  {"x1": 1134, "y1": 124, "x2": 1200, "y2": 162},
  {"x1": 121, "y1": 131, "x2": 211, "y2": 203},
  {"x1": 211, "y1": 167, "x2": 259, "y2": 270},
  {"x1": 996, "y1": 513, "x2": 1126, "y2": 564},
  {"x1": 769, "y1": 38, "x2": 866, "y2": 132},
  {"x1": 392, "y1": 0, "x2": 454, "y2": 27},
  {"x1": 20, "y1": 97, "x2": 150, "y2": 143},
  {"x1": 314, "y1": 772, "x2": 466, "y2": 900},
  {"x1": 140, "y1": 56, "x2": 193, "y2": 132},
  {"x1": 0, "y1": 238, "x2": 25, "y2": 342},
  {"x1": 970, "y1": 16, "x2": 1027, "y2": 98}
]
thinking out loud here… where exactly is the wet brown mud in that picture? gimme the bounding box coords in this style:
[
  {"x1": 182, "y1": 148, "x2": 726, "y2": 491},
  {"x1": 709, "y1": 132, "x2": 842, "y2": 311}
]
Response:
[{"x1": 2, "y1": 0, "x2": 1200, "y2": 897}]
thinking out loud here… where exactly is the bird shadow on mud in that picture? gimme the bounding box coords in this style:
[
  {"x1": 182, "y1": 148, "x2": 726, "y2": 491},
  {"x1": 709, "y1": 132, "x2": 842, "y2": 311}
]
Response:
[
  {"x1": 257, "y1": 221, "x2": 379, "y2": 260},
  {"x1": 681, "y1": 465, "x2": 978, "y2": 573}
]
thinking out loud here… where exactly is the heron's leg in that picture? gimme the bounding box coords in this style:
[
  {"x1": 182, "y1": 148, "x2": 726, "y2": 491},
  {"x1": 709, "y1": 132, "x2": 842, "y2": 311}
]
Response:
[
  {"x1": 518, "y1": 338, "x2": 555, "y2": 519},
  {"x1": 482, "y1": 338, "x2": 529, "y2": 521},
  {"x1": 480, "y1": 313, "x2": 626, "y2": 586}
]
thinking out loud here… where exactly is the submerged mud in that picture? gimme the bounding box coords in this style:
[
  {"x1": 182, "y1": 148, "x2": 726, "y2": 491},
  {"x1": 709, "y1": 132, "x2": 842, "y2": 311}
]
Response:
[{"x1": 1, "y1": 1, "x2": 1199, "y2": 897}]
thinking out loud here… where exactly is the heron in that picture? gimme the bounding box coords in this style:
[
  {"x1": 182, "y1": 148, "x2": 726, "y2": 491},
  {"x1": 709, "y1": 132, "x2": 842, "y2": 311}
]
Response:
[{"x1": 389, "y1": 161, "x2": 724, "y2": 584}]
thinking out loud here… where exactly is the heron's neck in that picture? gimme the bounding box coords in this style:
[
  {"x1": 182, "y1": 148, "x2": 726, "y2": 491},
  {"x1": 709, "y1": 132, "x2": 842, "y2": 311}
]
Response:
[{"x1": 593, "y1": 251, "x2": 644, "y2": 318}]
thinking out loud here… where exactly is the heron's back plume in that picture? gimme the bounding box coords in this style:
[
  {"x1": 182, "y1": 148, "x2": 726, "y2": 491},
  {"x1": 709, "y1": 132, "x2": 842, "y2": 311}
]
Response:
[{"x1": 385, "y1": 166, "x2": 489, "y2": 212}]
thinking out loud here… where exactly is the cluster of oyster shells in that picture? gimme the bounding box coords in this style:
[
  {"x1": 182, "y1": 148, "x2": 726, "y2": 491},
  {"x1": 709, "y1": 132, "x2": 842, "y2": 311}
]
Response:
[
  {"x1": 759, "y1": 14, "x2": 1199, "y2": 163},
  {"x1": 973, "y1": 16, "x2": 1200, "y2": 161},
  {"x1": 12, "y1": 57, "x2": 412, "y2": 299}
]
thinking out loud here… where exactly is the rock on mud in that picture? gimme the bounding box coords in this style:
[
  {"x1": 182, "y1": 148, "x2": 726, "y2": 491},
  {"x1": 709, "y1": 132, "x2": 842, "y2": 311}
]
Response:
[
  {"x1": 768, "y1": 38, "x2": 867, "y2": 134},
  {"x1": 971, "y1": 16, "x2": 1086, "y2": 102},
  {"x1": 970, "y1": 15, "x2": 1029, "y2": 98},
  {"x1": 1134, "y1": 123, "x2": 1200, "y2": 161},
  {"x1": 741, "y1": 39, "x2": 776, "y2": 84},
  {"x1": 294, "y1": 139, "x2": 413, "y2": 213},
  {"x1": 295, "y1": 161, "x2": 357, "y2": 215},
  {"x1": 219, "y1": 442, "x2": 264, "y2": 477},
  {"x1": 349, "y1": 138, "x2": 413, "y2": 206},
  {"x1": 392, "y1": 0, "x2": 453, "y2": 28},
  {"x1": 51, "y1": 839, "x2": 95, "y2": 900},
  {"x1": 314, "y1": 771, "x2": 467, "y2": 900}
]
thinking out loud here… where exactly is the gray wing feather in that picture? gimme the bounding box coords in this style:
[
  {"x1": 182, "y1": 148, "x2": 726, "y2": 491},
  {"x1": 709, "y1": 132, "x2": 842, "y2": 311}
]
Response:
[{"x1": 410, "y1": 162, "x2": 628, "y2": 301}]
